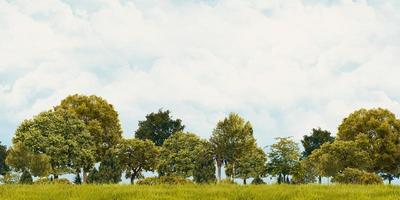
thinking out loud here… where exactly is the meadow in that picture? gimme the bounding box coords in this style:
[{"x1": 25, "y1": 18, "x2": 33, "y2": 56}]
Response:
[{"x1": 0, "y1": 184, "x2": 399, "y2": 200}]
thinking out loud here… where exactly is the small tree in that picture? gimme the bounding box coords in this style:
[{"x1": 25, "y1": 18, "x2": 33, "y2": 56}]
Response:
[
  {"x1": 267, "y1": 137, "x2": 300, "y2": 184},
  {"x1": 119, "y1": 139, "x2": 159, "y2": 184},
  {"x1": 19, "y1": 170, "x2": 33, "y2": 184},
  {"x1": 332, "y1": 168, "x2": 383, "y2": 184},
  {"x1": 0, "y1": 142, "x2": 10, "y2": 175},
  {"x1": 193, "y1": 141, "x2": 216, "y2": 183},
  {"x1": 135, "y1": 109, "x2": 185, "y2": 146}
]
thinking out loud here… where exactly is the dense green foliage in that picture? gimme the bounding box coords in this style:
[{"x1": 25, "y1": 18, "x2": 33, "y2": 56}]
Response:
[
  {"x1": 0, "y1": 142, "x2": 9, "y2": 175},
  {"x1": 135, "y1": 109, "x2": 185, "y2": 146},
  {"x1": 332, "y1": 168, "x2": 383, "y2": 184}
]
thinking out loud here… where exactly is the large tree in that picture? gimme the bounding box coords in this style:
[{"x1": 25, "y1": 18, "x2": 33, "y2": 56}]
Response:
[
  {"x1": 267, "y1": 137, "x2": 300, "y2": 184},
  {"x1": 337, "y1": 108, "x2": 400, "y2": 183},
  {"x1": 301, "y1": 128, "x2": 334, "y2": 183},
  {"x1": 135, "y1": 109, "x2": 184, "y2": 146},
  {"x1": 0, "y1": 142, "x2": 9, "y2": 175},
  {"x1": 158, "y1": 132, "x2": 204, "y2": 178},
  {"x1": 210, "y1": 113, "x2": 256, "y2": 181},
  {"x1": 12, "y1": 109, "x2": 95, "y2": 179},
  {"x1": 56, "y1": 94, "x2": 123, "y2": 160},
  {"x1": 119, "y1": 139, "x2": 159, "y2": 184}
]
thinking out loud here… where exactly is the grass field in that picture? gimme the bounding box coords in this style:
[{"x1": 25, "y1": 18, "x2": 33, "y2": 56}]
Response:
[{"x1": 0, "y1": 184, "x2": 399, "y2": 200}]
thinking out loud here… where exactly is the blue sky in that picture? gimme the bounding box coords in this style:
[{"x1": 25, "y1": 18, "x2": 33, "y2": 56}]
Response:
[{"x1": 0, "y1": 0, "x2": 400, "y2": 149}]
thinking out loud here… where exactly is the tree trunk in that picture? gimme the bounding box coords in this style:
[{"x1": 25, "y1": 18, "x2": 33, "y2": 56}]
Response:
[
  {"x1": 318, "y1": 176, "x2": 322, "y2": 184},
  {"x1": 278, "y1": 174, "x2": 282, "y2": 184},
  {"x1": 283, "y1": 174, "x2": 286, "y2": 184},
  {"x1": 83, "y1": 169, "x2": 88, "y2": 184},
  {"x1": 243, "y1": 179, "x2": 247, "y2": 185},
  {"x1": 130, "y1": 171, "x2": 138, "y2": 184},
  {"x1": 389, "y1": 178, "x2": 392, "y2": 184},
  {"x1": 54, "y1": 174, "x2": 59, "y2": 180},
  {"x1": 217, "y1": 159, "x2": 222, "y2": 182}
]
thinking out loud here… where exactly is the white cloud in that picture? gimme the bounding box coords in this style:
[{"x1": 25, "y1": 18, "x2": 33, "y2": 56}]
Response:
[{"x1": 0, "y1": 0, "x2": 399, "y2": 148}]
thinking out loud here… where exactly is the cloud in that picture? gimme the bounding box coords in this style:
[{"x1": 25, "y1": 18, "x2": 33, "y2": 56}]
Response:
[{"x1": 0, "y1": 0, "x2": 399, "y2": 148}]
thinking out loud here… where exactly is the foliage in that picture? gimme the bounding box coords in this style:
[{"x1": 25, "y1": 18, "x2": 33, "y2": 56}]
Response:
[
  {"x1": 56, "y1": 94, "x2": 123, "y2": 163},
  {"x1": 0, "y1": 142, "x2": 9, "y2": 175},
  {"x1": 337, "y1": 108, "x2": 400, "y2": 180},
  {"x1": 210, "y1": 113, "x2": 256, "y2": 181},
  {"x1": 268, "y1": 137, "x2": 300, "y2": 184},
  {"x1": 0, "y1": 172, "x2": 20, "y2": 184},
  {"x1": 135, "y1": 109, "x2": 185, "y2": 146},
  {"x1": 158, "y1": 132, "x2": 204, "y2": 178},
  {"x1": 19, "y1": 170, "x2": 33, "y2": 184},
  {"x1": 251, "y1": 177, "x2": 265, "y2": 185},
  {"x1": 118, "y1": 139, "x2": 159, "y2": 184},
  {"x1": 136, "y1": 176, "x2": 193, "y2": 185},
  {"x1": 87, "y1": 149, "x2": 123, "y2": 184},
  {"x1": 332, "y1": 168, "x2": 383, "y2": 184},
  {"x1": 308, "y1": 137, "x2": 372, "y2": 178},
  {"x1": 12, "y1": 109, "x2": 94, "y2": 178},
  {"x1": 301, "y1": 128, "x2": 334, "y2": 158},
  {"x1": 192, "y1": 140, "x2": 216, "y2": 183},
  {"x1": 291, "y1": 159, "x2": 317, "y2": 184},
  {"x1": 226, "y1": 146, "x2": 267, "y2": 184}
]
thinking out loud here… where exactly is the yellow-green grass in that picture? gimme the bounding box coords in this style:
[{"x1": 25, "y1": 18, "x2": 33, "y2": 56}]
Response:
[{"x1": 0, "y1": 184, "x2": 399, "y2": 200}]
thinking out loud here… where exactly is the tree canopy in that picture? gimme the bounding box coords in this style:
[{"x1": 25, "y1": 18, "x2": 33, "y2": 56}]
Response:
[{"x1": 135, "y1": 109, "x2": 185, "y2": 146}]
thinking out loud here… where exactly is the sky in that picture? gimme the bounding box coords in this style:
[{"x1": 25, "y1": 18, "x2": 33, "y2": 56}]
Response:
[{"x1": 0, "y1": 0, "x2": 400, "y2": 149}]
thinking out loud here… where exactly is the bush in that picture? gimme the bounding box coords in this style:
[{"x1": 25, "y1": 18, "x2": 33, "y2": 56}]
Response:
[
  {"x1": 251, "y1": 177, "x2": 265, "y2": 185},
  {"x1": 137, "y1": 176, "x2": 193, "y2": 185},
  {"x1": 19, "y1": 170, "x2": 33, "y2": 184},
  {"x1": 218, "y1": 178, "x2": 237, "y2": 185},
  {"x1": 332, "y1": 168, "x2": 383, "y2": 184},
  {"x1": 34, "y1": 178, "x2": 71, "y2": 185}
]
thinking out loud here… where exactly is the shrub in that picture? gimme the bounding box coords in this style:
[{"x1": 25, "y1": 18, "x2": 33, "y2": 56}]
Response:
[
  {"x1": 19, "y1": 170, "x2": 33, "y2": 184},
  {"x1": 218, "y1": 178, "x2": 237, "y2": 185},
  {"x1": 34, "y1": 178, "x2": 71, "y2": 185},
  {"x1": 137, "y1": 176, "x2": 193, "y2": 185},
  {"x1": 251, "y1": 177, "x2": 265, "y2": 185},
  {"x1": 332, "y1": 168, "x2": 383, "y2": 184}
]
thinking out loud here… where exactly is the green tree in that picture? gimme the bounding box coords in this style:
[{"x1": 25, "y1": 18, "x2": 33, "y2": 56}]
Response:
[
  {"x1": 193, "y1": 141, "x2": 216, "y2": 183},
  {"x1": 0, "y1": 141, "x2": 9, "y2": 175},
  {"x1": 291, "y1": 159, "x2": 317, "y2": 184},
  {"x1": 119, "y1": 139, "x2": 159, "y2": 184},
  {"x1": 210, "y1": 113, "x2": 256, "y2": 181},
  {"x1": 29, "y1": 154, "x2": 51, "y2": 178},
  {"x1": 337, "y1": 108, "x2": 400, "y2": 184},
  {"x1": 332, "y1": 168, "x2": 383, "y2": 184},
  {"x1": 267, "y1": 137, "x2": 300, "y2": 184},
  {"x1": 19, "y1": 170, "x2": 33, "y2": 184},
  {"x1": 301, "y1": 128, "x2": 334, "y2": 183},
  {"x1": 95, "y1": 148, "x2": 123, "y2": 184},
  {"x1": 13, "y1": 109, "x2": 94, "y2": 179},
  {"x1": 227, "y1": 146, "x2": 267, "y2": 185},
  {"x1": 135, "y1": 109, "x2": 185, "y2": 146},
  {"x1": 158, "y1": 132, "x2": 204, "y2": 178},
  {"x1": 308, "y1": 137, "x2": 372, "y2": 179},
  {"x1": 56, "y1": 94, "x2": 123, "y2": 163}
]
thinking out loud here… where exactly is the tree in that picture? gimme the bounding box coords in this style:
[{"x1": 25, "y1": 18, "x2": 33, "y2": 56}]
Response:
[
  {"x1": 308, "y1": 137, "x2": 372, "y2": 179},
  {"x1": 6, "y1": 143, "x2": 52, "y2": 179},
  {"x1": 291, "y1": 159, "x2": 317, "y2": 184},
  {"x1": 93, "y1": 148, "x2": 123, "y2": 184},
  {"x1": 210, "y1": 113, "x2": 256, "y2": 181},
  {"x1": 267, "y1": 137, "x2": 300, "y2": 184},
  {"x1": 119, "y1": 139, "x2": 159, "y2": 184},
  {"x1": 56, "y1": 94, "x2": 123, "y2": 163},
  {"x1": 0, "y1": 141, "x2": 9, "y2": 175},
  {"x1": 19, "y1": 170, "x2": 33, "y2": 184},
  {"x1": 337, "y1": 108, "x2": 400, "y2": 183},
  {"x1": 301, "y1": 128, "x2": 334, "y2": 183},
  {"x1": 193, "y1": 140, "x2": 216, "y2": 183},
  {"x1": 158, "y1": 132, "x2": 204, "y2": 178},
  {"x1": 332, "y1": 168, "x2": 383, "y2": 184},
  {"x1": 135, "y1": 109, "x2": 185, "y2": 146},
  {"x1": 227, "y1": 146, "x2": 267, "y2": 184},
  {"x1": 13, "y1": 109, "x2": 94, "y2": 179}
]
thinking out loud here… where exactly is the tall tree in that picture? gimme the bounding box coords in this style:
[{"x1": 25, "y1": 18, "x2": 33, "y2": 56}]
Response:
[
  {"x1": 301, "y1": 128, "x2": 334, "y2": 183},
  {"x1": 0, "y1": 142, "x2": 9, "y2": 175},
  {"x1": 135, "y1": 109, "x2": 185, "y2": 146},
  {"x1": 13, "y1": 109, "x2": 94, "y2": 179},
  {"x1": 56, "y1": 94, "x2": 122, "y2": 181},
  {"x1": 267, "y1": 137, "x2": 300, "y2": 184},
  {"x1": 210, "y1": 113, "x2": 256, "y2": 181},
  {"x1": 337, "y1": 108, "x2": 400, "y2": 183},
  {"x1": 158, "y1": 132, "x2": 204, "y2": 178},
  {"x1": 56, "y1": 94, "x2": 123, "y2": 160},
  {"x1": 119, "y1": 139, "x2": 159, "y2": 184}
]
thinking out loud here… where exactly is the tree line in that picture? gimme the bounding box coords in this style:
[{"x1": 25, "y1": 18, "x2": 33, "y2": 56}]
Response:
[{"x1": 1, "y1": 94, "x2": 399, "y2": 185}]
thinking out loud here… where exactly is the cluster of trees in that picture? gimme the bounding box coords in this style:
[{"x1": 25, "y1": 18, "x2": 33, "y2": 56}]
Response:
[{"x1": 0, "y1": 94, "x2": 399, "y2": 185}]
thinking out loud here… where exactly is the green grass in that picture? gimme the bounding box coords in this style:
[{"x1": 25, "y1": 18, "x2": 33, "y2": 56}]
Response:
[{"x1": 0, "y1": 184, "x2": 399, "y2": 200}]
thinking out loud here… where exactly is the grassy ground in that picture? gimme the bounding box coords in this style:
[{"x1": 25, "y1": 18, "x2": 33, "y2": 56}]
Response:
[{"x1": 0, "y1": 184, "x2": 399, "y2": 200}]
